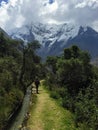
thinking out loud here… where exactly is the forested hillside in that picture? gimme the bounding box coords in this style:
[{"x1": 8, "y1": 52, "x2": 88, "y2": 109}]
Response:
[
  {"x1": 0, "y1": 32, "x2": 43, "y2": 129},
  {"x1": 45, "y1": 45, "x2": 98, "y2": 130}
]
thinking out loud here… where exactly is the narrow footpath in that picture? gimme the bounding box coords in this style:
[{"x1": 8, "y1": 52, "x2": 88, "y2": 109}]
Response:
[{"x1": 26, "y1": 81, "x2": 77, "y2": 130}]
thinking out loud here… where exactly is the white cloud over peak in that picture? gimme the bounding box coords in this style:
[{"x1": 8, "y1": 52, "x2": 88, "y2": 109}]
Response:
[{"x1": 0, "y1": 0, "x2": 98, "y2": 32}]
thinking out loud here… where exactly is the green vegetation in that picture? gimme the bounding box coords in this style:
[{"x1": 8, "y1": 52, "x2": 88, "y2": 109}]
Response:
[
  {"x1": 0, "y1": 30, "x2": 98, "y2": 130},
  {"x1": 0, "y1": 32, "x2": 42, "y2": 129},
  {"x1": 45, "y1": 45, "x2": 98, "y2": 130},
  {"x1": 27, "y1": 82, "x2": 77, "y2": 130}
]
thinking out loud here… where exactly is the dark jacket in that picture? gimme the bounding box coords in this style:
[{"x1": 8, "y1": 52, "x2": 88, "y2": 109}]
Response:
[{"x1": 34, "y1": 79, "x2": 40, "y2": 87}]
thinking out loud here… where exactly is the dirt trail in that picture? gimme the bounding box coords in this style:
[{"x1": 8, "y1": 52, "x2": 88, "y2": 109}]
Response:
[
  {"x1": 27, "y1": 86, "x2": 46, "y2": 130},
  {"x1": 27, "y1": 82, "x2": 77, "y2": 130}
]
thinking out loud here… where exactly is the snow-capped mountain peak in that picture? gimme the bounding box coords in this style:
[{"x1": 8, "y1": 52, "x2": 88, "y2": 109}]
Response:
[
  {"x1": 9, "y1": 22, "x2": 98, "y2": 59},
  {"x1": 9, "y1": 22, "x2": 79, "y2": 46}
]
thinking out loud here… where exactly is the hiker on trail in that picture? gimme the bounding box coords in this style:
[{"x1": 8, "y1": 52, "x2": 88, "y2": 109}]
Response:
[{"x1": 34, "y1": 77, "x2": 40, "y2": 94}]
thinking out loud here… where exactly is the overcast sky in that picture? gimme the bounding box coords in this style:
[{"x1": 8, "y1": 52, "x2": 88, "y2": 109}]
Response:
[{"x1": 0, "y1": 0, "x2": 98, "y2": 32}]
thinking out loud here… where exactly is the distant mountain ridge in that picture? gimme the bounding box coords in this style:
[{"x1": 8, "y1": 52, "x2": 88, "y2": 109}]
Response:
[{"x1": 4, "y1": 23, "x2": 98, "y2": 59}]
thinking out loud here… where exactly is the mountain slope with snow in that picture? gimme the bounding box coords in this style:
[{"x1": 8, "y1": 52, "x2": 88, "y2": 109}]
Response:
[
  {"x1": 9, "y1": 23, "x2": 98, "y2": 59},
  {"x1": 10, "y1": 23, "x2": 79, "y2": 45}
]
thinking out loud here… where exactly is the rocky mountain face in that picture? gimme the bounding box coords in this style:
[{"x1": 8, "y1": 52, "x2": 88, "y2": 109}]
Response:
[{"x1": 7, "y1": 23, "x2": 98, "y2": 59}]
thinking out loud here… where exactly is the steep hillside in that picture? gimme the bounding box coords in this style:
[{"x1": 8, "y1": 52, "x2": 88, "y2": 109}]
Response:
[
  {"x1": 65, "y1": 26, "x2": 98, "y2": 58},
  {"x1": 0, "y1": 27, "x2": 10, "y2": 38}
]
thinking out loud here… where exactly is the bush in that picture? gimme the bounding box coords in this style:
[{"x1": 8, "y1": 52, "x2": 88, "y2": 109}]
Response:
[
  {"x1": 50, "y1": 91, "x2": 60, "y2": 99},
  {"x1": 8, "y1": 88, "x2": 24, "y2": 108},
  {"x1": 57, "y1": 87, "x2": 67, "y2": 98},
  {"x1": 75, "y1": 90, "x2": 98, "y2": 130},
  {"x1": 62, "y1": 97, "x2": 76, "y2": 112}
]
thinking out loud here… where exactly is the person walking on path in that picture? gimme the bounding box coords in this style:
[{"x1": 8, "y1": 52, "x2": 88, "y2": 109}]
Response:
[{"x1": 34, "y1": 77, "x2": 40, "y2": 94}]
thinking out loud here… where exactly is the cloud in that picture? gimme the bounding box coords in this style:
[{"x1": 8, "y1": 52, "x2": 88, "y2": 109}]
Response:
[
  {"x1": 41, "y1": 1, "x2": 58, "y2": 16},
  {"x1": 75, "y1": 0, "x2": 98, "y2": 9},
  {"x1": 0, "y1": 0, "x2": 98, "y2": 32}
]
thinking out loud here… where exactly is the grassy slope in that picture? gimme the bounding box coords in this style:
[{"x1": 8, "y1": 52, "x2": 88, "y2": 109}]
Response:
[{"x1": 27, "y1": 82, "x2": 78, "y2": 130}]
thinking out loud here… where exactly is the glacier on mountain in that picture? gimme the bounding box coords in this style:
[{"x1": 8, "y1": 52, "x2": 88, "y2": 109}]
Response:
[
  {"x1": 9, "y1": 22, "x2": 79, "y2": 47},
  {"x1": 8, "y1": 22, "x2": 98, "y2": 59}
]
